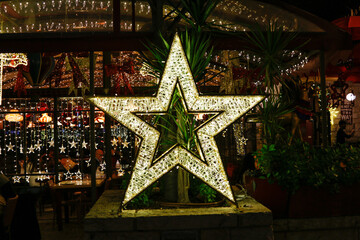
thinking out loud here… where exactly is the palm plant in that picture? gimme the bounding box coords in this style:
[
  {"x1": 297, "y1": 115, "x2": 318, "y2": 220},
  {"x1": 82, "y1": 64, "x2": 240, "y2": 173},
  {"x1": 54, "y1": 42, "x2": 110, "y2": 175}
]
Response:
[
  {"x1": 237, "y1": 22, "x2": 313, "y2": 145},
  {"x1": 238, "y1": 22, "x2": 310, "y2": 95}
]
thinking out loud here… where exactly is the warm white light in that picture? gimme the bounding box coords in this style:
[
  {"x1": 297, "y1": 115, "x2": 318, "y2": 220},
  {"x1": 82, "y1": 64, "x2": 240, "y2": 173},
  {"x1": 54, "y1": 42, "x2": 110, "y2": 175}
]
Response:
[
  {"x1": 0, "y1": 53, "x2": 28, "y2": 105},
  {"x1": 346, "y1": 92, "x2": 356, "y2": 101},
  {"x1": 38, "y1": 113, "x2": 52, "y2": 123},
  {"x1": 329, "y1": 107, "x2": 340, "y2": 126},
  {"x1": 87, "y1": 34, "x2": 264, "y2": 206},
  {"x1": 5, "y1": 110, "x2": 23, "y2": 122}
]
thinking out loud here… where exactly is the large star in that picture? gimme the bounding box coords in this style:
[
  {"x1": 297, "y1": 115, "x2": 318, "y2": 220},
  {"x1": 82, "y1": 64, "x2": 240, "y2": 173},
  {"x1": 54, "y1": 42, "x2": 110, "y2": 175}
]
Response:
[{"x1": 87, "y1": 34, "x2": 264, "y2": 206}]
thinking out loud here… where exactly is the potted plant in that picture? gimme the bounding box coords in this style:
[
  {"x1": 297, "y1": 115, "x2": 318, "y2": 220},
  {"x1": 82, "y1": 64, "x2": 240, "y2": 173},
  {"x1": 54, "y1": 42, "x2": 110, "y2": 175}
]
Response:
[{"x1": 244, "y1": 141, "x2": 360, "y2": 218}]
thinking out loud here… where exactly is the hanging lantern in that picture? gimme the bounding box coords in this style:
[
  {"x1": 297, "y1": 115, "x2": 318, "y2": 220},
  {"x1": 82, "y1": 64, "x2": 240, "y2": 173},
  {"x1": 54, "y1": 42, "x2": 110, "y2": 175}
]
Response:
[
  {"x1": 5, "y1": 110, "x2": 23, "y2": 122},
  {"x1": 38, "y1": 113, "x2": 52, "y2": 123}
]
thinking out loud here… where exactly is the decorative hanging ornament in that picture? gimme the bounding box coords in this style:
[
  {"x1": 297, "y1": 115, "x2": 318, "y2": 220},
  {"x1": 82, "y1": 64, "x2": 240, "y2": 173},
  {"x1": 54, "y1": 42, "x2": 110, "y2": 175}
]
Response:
[
  {"x1": 64, "y1": 171, "x2": 73, "y2": 180},
  {"x1": 28, "y1": 145, "x2": 35, "y2": 153},
  {"x1": 0, "y1": 53, "x2": 28, "y2": 104},
  {"x1": 38, "y1": 113, "x2": 52, "y2": 123},
  {"x1": 86, "y1": 34, "x2": 265, "y2": 206},
  {"x1": 122, "y1": 140, "x2": 129, "y2": 148},
  {"x1": 82, "y1": 140, "x2": 87, "y2": 149},
  {"x1": 111, "y1": 138, "x2": 118, "y2": 147},
  {"x1": 5, "y1": 110, "x2": 23, "y2": 122},
  {"x1": 69, "y1": 139, "x2": 77, "y2": 149},
  {"x1": 48, "y1": 139, "x2": 55, "y2": 147},
  {"x1": 6, "y1": 144, "x2": 14, "y2": 152},
  {"x1": 59, "y1": 145, "x2": 66, "y2": 153},
  {"x1": 85, "y1": 158, "x2": 91, "y2": 167},
  {"x1": 100, "y1": 162, "x2": 106, "y2": 171},
  {"x1": 74, "y1": 170, "x2": 82, "y2": 180},
  {"x1": 35, "y1": 141, "x2": 42, "y2": 151},
  {"x1": 12, "y1": 176, "x2": 21, "y2": 183}
]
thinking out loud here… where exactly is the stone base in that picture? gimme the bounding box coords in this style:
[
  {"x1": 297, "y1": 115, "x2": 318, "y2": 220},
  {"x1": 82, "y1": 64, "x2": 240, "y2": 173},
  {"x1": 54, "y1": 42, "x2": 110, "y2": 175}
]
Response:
[{"x1": 84, "y1": 190, "x2": 274, "y2": 240}]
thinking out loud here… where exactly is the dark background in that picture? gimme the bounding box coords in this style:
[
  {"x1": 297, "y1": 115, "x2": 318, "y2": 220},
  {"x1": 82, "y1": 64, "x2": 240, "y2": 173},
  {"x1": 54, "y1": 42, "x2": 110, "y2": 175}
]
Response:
[{"x1": 282, "y1": 0, "x2": 358, "y2": 21}]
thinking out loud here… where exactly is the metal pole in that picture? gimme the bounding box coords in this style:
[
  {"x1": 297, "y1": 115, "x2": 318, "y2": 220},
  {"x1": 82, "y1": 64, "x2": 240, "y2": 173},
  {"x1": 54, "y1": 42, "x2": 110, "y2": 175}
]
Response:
[
  {"x1": 113, "y1": 0, "x2": 120, "y2": 33},
  {"x1": 103, "y1": 52, "x2": 112, "y2": 179},
  {"x1": 54, "y1": 97, "x2": 59, "y2": 183},
  {"x1": 320, "y1": 50, "x2": 328, "y2": 147},
  {"x1": 90, "y1": 51, "x2": 96, "y2": 204}
]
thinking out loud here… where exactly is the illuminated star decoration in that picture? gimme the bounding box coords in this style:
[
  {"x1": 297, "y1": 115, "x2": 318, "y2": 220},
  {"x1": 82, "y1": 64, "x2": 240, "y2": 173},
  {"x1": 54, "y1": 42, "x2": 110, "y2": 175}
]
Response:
[
  {"x1": 19, "y1": 145, "x2": 23, "y2": 154},
  {"x1": 0, "y1": 53, "x2": 28, "y2": 105},
  {"x1": 64, "y1": 171, "x2": 73, "y2": 180},
  {"x1": 12, "y1": 176, "x2": 21, "y2": 183},
  {"x1": 82, "y1": 140, "x2": 87, "y2": 149},
  {"x1": 6, "y1": 144, "x2": 14, "y2": 152},
  {"x1": 87, "y1": 34, "x2": 264, "y2": 206},
  {"x1": 59, "y1": 145, "x2": 66, "y2": 153},
  {"x1": 100, "y1": 162, "x2": 106, "y2": 171},
  {"x1": 35, "y1": 141, "x2": 42, "y2": 151},
  {"x1": 122, "y1": 140, "x2": 129, "y2": 148},
  {"x1": 70, "y1": 139, "x2": 77, "y2": 149},
  {"x1": 85, "y1": 158, "x2": 91, "y2": 167},
  {"x1": 28, "y1": 145, "x2": 35, "y2": 153},
  {"x1": 111, "y1": 138, "x2": 118, "y2": 147},
  {"x1": 239, "y1": 136, "x2": 248, "y2": 146},
  {"x1": 74, "y1": 170, "x2": 82, "y2": 180},
  {"x1": 25, "y1": 176, "x2": 30, "y2": 183},
  {"x1": 48, "y1": 139, "x2": 55, "y2": 147}
]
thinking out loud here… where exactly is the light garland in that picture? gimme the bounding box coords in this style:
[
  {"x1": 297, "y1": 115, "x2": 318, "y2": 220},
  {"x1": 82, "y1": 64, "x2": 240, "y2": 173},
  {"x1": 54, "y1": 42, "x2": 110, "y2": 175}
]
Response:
[
  {"x1": 87, "y1": 34, "x2": 264, "y2": 206},
  {"x1": 0, "y1": 53, "x2": 27, "y2": 105},
  {"x1": 329, "y1": 107, "x2": 340, "y2": 126}
]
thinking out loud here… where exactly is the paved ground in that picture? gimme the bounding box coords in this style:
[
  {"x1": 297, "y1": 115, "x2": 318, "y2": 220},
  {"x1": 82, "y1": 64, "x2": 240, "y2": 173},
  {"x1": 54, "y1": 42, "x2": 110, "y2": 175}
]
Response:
[{"x1": 38, "y1": 205, "x2": 85, "y2": 240}]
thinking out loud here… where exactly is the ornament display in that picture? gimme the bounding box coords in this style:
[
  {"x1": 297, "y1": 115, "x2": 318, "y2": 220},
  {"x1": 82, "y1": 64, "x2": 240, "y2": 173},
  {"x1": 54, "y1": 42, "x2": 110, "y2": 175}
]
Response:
[{"x1": 87, "y1": 34, "x2": 264, "y2": 206}]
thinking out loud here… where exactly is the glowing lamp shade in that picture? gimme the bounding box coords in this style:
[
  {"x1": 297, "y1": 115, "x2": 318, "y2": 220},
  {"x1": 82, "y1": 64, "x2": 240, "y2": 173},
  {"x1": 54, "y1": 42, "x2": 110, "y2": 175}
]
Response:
[
  {"x1": 346, "y1": 92, "x2": 356, "y2": 101},
  {"x1": 38, "y1": 113, "x2": 52, "y2": 123},
  {"x1": 5, "y1": 110, "x2": 23, "y2": 122}
]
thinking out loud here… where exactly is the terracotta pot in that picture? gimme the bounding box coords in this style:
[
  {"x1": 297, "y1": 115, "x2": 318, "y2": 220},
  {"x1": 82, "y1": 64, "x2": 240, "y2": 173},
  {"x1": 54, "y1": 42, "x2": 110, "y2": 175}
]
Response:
[{"x1": 243, "y1": 174, "x2": 289, "y2": 218}]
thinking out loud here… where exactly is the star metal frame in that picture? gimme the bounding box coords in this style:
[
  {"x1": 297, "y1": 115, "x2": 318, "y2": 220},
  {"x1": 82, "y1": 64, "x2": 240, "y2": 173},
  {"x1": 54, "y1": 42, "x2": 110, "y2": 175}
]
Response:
[{"x1": 87, "y1": 33, "x2": 264, "y2": 206}]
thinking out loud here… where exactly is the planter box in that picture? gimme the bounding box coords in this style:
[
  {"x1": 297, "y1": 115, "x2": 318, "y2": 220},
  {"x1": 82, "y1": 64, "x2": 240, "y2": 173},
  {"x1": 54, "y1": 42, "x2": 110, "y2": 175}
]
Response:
[
  {"x1": 243, "y1": 175, "x2": 289, "y2": 218},
  {"x1": 244, "y1": 175, "x2": 360, "y2": 218},
  {"x1": 289, "y1": 183, "x2": 360, "y2": 218},
  {"x1": 84, "y1": 190, "x2": 274, "y2": 240}
]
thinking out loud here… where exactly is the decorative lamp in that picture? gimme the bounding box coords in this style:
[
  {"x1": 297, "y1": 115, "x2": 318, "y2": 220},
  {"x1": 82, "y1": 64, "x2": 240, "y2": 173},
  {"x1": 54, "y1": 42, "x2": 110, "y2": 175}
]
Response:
[
  {"x1": 346, "y1": 91, "x2": 356, "y2": 101},
  {"x1": 5, "y1": 110, "x2": 23, "y2": 122},
  {"x1": 38, "y1": 113, "x2": 52, "y2": 123}
]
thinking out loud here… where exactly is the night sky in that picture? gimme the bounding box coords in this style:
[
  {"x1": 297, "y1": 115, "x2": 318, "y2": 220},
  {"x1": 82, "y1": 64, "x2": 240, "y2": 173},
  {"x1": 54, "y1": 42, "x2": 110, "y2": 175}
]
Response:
[{"x1": 281, "y1": 0, "x2": 357, "y2": 21}]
